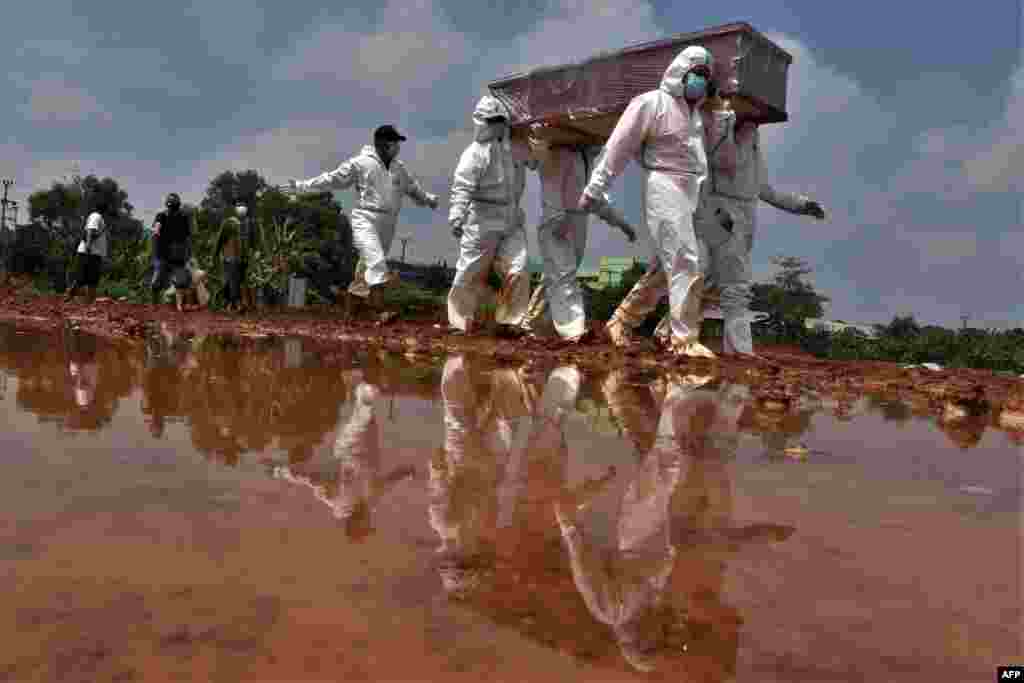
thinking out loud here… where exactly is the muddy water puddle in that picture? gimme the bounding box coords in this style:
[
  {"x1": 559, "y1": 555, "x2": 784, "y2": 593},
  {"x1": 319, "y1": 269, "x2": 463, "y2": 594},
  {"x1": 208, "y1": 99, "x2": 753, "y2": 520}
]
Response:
[{"x1": 0, "y1": 321, "x2": 1020, "y2": 682}]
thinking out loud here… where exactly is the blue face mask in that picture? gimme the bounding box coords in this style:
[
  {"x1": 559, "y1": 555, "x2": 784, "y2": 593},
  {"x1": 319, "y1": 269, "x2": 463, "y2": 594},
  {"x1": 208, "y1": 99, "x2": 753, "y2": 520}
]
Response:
[{"x1": 684, "y1": 72, "x2": 707, "y2": 101}]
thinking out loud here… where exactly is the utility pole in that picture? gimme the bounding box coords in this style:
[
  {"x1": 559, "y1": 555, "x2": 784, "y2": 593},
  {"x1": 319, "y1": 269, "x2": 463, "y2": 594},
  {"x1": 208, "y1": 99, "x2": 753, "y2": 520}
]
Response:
[
  {"x1": 398, "y1": 234, "x2": 412, "y2": 263},
  {"x1": 1, "y1": 178, "x2": 12, "y2": 233},
  {"x1": 1, "y1": 179, "x2": 13, "y2": 279}
]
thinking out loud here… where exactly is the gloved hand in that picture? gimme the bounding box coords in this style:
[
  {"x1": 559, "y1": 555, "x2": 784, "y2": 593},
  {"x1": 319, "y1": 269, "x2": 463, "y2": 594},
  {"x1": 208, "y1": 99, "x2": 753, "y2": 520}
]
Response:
[
  {"x1": 715, "y1": 207, "x2": 735, "y2": 233},
  {"x1": 576, "y1": 192, "x2": 597, "y2": 213},
  {"x1": 803, "y1": 199, "x2": 826, "y2": 220},
  {"x1": 554, "y1": 217, "x2": 572, "y2": 241},
  {"x1": 449, "y1": 217, "x2": 465, "y2": 240},
  {"x1": 426, "y1": 193, "x2": 440, "y2": 210}
]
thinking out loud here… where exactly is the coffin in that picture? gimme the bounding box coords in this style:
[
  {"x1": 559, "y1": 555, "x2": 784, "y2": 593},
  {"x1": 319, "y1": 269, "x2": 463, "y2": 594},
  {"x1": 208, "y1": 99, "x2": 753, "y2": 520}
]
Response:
[{"x1": 488, "y1": 22, "x2": 792, "y2": 145}]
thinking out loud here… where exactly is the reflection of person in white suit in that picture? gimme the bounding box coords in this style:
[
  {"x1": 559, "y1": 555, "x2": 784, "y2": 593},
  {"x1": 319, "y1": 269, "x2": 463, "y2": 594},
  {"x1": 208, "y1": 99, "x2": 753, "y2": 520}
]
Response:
[
  {"x1": 507, "y1": 365, "x2": 595, "y2": 554},
  {"x1": 556, "y1": 373, "x2": 710, "y2": 672},
  {"x1": 480, "y1": 365, "x2": 537, "y2": 530},
  {"x1": 573, "y1": 373, "x2": 792, "y2": 676},
  {"x1": 68, "y1": 346, "x2": 99, "y2": 410},
  {"x1": 430, "y1": 355, "x2": 504, "y2": 598},
  {"x1": 274, "y1": 378, "x2": 413, "y2": 542}
]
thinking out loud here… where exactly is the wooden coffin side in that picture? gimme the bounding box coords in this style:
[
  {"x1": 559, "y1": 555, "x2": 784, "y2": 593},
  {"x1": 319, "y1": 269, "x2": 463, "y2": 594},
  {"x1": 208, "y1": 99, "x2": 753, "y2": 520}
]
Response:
[{"x1": 489, "y1": 22, "x2": 791, "y2": 144}]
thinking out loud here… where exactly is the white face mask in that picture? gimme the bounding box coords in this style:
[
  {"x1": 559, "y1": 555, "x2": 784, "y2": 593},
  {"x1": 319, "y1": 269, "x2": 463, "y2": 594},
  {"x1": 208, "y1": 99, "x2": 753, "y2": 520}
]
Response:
[{"x1": 235, "y1": 206, "x2": 247, "y2": 217}]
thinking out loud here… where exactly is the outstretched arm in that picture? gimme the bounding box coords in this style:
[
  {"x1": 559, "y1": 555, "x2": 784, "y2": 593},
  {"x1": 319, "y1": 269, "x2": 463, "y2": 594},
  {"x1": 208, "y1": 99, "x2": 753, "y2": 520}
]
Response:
[{"x1": 295, "y1": 157, "x2": 360, "y2": 193}]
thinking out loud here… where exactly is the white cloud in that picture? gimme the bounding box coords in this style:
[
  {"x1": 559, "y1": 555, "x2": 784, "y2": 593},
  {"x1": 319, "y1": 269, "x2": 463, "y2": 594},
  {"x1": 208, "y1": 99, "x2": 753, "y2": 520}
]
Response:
[
  {"x1": 964, "y1": 66, "x2": 1024, "y2": 194},
  {"x1": 16, "y1": 39, "x2": 91, "y2": 63},
  {"x1": 493, "y1": 0, "x2": 662, "y2": 76},
  {"x1": 273, "y1": 0, "x2": 470, "y2": 101},
  {"x1": 17, "y1": 75, "x2": 111, "y2": 124}
]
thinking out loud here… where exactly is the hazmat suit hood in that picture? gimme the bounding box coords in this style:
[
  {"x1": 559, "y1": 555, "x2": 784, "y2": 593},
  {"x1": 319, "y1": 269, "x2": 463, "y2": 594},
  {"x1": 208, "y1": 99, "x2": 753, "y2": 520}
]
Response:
[
  {"x1": 471, "y1": 94, "x2": 510, "y2": 144},
  {"x1": 660, "y1": 45, "x2": 713, "y2": 98}
]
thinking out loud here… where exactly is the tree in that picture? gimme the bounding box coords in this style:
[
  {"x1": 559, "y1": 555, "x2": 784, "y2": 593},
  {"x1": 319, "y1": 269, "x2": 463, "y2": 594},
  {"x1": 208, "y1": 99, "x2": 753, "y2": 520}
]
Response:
[
  {"x1": 192, "y1": 172, "x2": 354, "y2": 303},
  {"x1": 750, "y1": 255, "x2": 830, "y2": 337},
  {"x1": 884, "y1": 315, "x2": 921, "y2": 339},
  {"x1": 200, "y1": 170, "x2": 268, "y2": 214},
  {"x1": 27, "y1": 173, "x2": 139, "y2": 260}
]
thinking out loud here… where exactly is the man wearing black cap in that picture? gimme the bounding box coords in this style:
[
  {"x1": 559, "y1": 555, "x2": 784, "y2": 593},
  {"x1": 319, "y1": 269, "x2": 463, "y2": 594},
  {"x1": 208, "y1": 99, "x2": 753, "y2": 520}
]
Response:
[
  {"x1": 290, "y1": 125, "x2": 439, "y2": 320},
  {"x1": 149, "y1": 192, "x2": 192, "y2": 306}
]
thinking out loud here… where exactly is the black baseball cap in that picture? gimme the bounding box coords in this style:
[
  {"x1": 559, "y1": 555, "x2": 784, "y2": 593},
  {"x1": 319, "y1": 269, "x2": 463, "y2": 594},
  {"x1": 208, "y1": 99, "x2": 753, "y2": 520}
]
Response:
[{"x1": 374, "y1": 125, "x2": 407, "y2": 142}]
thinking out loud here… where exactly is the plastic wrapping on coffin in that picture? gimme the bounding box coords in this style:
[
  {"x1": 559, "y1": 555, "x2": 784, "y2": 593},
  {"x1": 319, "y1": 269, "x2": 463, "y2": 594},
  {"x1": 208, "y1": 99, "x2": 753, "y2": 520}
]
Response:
[{"x1": 488, "y1": 22, "x2": 792, "y2": 145}]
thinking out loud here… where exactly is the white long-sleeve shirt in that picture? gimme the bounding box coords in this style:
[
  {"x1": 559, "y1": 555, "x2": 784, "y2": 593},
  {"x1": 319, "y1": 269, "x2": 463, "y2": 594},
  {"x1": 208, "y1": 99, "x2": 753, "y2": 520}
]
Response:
[
  {"x1": 297, "y1": 145, "x2": 433, "y2": 215},
  {"x1": 76, "y1": 212, "x2": 108, "y2": 258}
]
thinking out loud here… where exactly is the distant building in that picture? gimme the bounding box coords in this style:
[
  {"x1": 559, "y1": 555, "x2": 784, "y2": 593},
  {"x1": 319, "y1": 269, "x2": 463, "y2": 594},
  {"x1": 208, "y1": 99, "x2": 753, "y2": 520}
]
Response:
[
  {"x1": 578, "y1": 256, "x2": 646, "y2": 290},
  {"x1": 576, "y1": 266, "x2": 600, "y2": 288},
  {"x1": 804, "y1": 318, "x2": 878, "y2": 338}
]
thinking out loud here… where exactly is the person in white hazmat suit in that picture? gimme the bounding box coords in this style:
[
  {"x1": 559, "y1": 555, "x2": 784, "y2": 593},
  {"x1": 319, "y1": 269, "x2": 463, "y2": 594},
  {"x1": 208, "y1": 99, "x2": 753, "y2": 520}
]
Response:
[
  {"x1": 447, "y1": 95, "x2": 533, "y2": 335},
  {"x1": 430, "y1": 354, "x2": 504, "y2": 598},
  {"x1": 578, "y1": 45, "x2": 717, "y2": 359},
  {"x1": 519, "y1": 138, "x2": 637, "y2": 341},
  {"x1": 651, "y1": 100, "x2": 827, "y2": 356},
  {"x1": 554, "y1": 373, "x2": 711, "y2": 672},
  {"x1": 290, "y1": 125, "x2": 439, "y2": 316},
  {"x1": 272, "y1": 378, "x2": 415, "y2": 542}
]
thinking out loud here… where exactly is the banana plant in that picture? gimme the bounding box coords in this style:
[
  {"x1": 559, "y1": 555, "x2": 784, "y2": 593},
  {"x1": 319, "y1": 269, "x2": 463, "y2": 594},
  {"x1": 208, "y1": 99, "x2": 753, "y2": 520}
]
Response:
[{"x1": 246, "y1": 213, "x2": 320, "y2": 298}]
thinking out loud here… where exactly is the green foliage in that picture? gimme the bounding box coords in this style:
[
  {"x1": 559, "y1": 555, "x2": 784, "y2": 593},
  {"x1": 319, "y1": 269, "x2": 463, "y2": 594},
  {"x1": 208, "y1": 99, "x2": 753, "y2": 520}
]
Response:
[
  {"x1": 189, "y1": 172, "x2": 353, "y2": 307},
  {"x1": 28, "y1": 173, "x2": 135, "y2": 259},
  {"x1": 798, "y1": 314, "x2": 1024, "y2": 373},
  {"x1": 200, "y1": 170, "x2": 267, "y2": 215},
  {"x1": 750, "y1": 255, "x2": 830, "y2": 338},
  {"x1": 881, "y1": 314, "x2": 921, "y2": 340},
  {"x1": 380, "y1": 281, "x2": 447, "y2": 318},
  {"x1": 587, "y1": 260, "x2": 649, "y2": 323}
]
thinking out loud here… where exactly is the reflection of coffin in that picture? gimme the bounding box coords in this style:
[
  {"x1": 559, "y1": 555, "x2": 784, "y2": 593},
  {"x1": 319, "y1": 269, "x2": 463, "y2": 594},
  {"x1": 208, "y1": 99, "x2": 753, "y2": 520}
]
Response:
[{"x1": 488, "y1": 22, "x2": 792, "y2": 146}]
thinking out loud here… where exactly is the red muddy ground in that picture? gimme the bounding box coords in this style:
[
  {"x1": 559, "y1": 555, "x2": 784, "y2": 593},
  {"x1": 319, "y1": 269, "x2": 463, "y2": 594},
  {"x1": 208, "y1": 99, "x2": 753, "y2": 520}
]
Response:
[{"x1": 2, "y1": 278, "x2": 1022, "y2": 431}]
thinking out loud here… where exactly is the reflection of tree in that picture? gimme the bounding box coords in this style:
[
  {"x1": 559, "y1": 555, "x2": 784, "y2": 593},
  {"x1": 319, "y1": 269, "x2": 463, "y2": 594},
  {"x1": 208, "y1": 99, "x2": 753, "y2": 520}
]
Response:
[
  {"x1": 167, "y1": 336, "x2": 351, "y2": 467},
  {"x1": 0, "y1": 325, "x2": 138, "y2": 433},
  {"x1": 738, "y1": 397, "x2": 815, "y2": 460},
  {"x1": 865, "y1": 393, "x2": 913, "y2": 423},
  {"x1": 937, "y1": 413, "x2": 987, "y2": 450}
]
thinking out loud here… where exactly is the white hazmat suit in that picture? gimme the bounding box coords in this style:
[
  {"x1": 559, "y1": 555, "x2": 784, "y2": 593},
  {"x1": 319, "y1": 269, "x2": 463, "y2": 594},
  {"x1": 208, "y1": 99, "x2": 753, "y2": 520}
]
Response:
[
  {"x1": 653, "y1": 112, "x2": 826, "y2": 355},
  {"x1": 520, "y1": 142, "x2": 602, "y2": 340},
  {"x1": 700, "y1": 116, "x2": 825, "y2": 354},
  {"x1": 581, "y1": 45, "x2": 716, "y2": 358},
  {"x1": 295, "y1": 144, "x2": 438, "y2": 299},
  {"x1": 447, "y1": 95, "x2": 532, "y2": 332}
]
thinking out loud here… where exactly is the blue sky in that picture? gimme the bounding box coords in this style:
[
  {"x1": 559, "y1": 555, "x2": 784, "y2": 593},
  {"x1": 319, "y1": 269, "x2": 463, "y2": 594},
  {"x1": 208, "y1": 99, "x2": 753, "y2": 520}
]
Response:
[{"x1": 1, "y1": 0, "x2": 1020, "y2": 328}]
